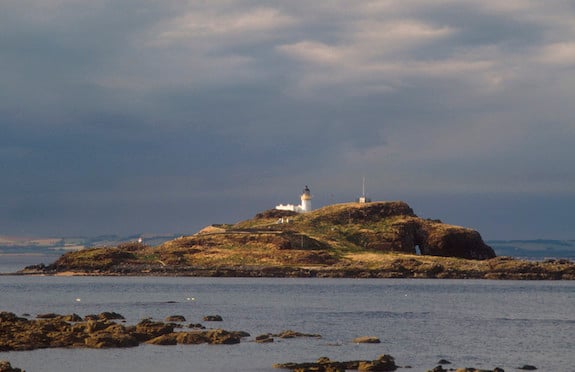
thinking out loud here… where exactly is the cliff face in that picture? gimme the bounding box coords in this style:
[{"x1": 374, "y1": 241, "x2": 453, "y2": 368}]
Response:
[
  {"x1": 420, "y1": 222, "x2": 495, "y2": 259},
  {"x1": 259, "y1": 201, "x2": 495, "y2": 260}
]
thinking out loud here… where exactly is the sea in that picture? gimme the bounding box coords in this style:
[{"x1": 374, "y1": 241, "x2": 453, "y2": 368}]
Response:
[{"x1": 1, "y1": 255, "x2": 574, "y2": 372}]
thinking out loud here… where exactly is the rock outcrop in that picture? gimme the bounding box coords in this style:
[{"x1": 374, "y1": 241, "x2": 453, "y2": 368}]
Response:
[
  {"x1": 0, "y1": 311, "x2": 249, "y2": 351},
  {"x1": 274, "y1": 355, "x2": 398, "y2": 371},
  {"x1": 165, "y1": 315, "x2": 186, "y2": 322},
  {"x1": 419, "y1": 221, "x2": 495, "y2": 259},
  {"x1": 0, "y1": 361, "x2": 23, "y2": 372}
]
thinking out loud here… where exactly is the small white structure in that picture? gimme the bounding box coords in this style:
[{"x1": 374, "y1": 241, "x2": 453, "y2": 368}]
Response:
[
  {"x1": 300, "y1": 185, "x2": 312, "y2": 212},
  {"x1": 356, "y1": 177, "x2": 371, "y2": 204},
  {"x1": 276, "y1": 185, "x2": 313, "y2": 213}
]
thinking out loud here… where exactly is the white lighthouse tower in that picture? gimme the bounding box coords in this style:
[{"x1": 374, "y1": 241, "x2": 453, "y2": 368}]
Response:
[
  {"x1": 275, "y1": 185, "x2": 313, "y2": 213},
  {"x1": 300, "y1": 185, "x2": 312, "y2": 212}
]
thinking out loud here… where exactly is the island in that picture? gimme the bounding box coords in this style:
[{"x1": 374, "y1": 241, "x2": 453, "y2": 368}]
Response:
[{"x1": 20, "y1": 201, "x2": 575, "y2": 279}]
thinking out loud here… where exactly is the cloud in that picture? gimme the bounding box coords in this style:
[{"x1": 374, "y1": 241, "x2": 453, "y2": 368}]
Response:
[
  {"x1": 539, "y1": 42, "x2": 575, "y2": 66},
  {"x1": 150, "y1": 7, "x2": 296, "y2": 46},
  {"x1": 1, "y1": 0, "x2": 575, "y2": 238}
]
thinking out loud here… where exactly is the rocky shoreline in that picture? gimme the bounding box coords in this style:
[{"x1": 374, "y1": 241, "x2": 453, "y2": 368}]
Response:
[
  {"x1": 12, "y1": 201, "x2": 575, "y2": 280},
  {"x1": 0, "y1": 311, "x2": 539, "y2": 371},
  {"x1": 17, "y1": 255, "x2": 575, "y2": 279}
]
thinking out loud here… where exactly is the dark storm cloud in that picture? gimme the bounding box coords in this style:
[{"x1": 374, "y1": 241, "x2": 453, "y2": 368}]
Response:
[{"x1": 1, "y1": 1, "x2": 575, "y2": 238}]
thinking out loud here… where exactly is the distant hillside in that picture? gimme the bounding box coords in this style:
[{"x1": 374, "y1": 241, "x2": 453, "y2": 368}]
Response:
[
  {"x1": 0, "y1": 234, "x2": 181, "y2": 254},
  {"x1": 488, "y1": 240, "x2": 575, "y2": 259}
]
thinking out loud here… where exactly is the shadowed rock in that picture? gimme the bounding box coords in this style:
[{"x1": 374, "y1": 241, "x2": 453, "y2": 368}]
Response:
[
  {"x1": 133, "y1": 319, "x2": 174, "y2": 341},
  {"x1": 165, "y1": 315, "x2": 186, "y2": 322},
  {"x1": 98, "y1": 312, "x2": 125, "y2": 320},
  {"x1": 0, "y1": 360, "x2": 23, "y2": 372},
  {"x1": 203, "y1": 315, "x2": 223, "y2": 322},
  {"x1": 145, "y1": 334, "x2": 178, "y2": 345},
  {"x1": 274, "y1": 355, "x2": 397, "y2": 371},
  {"x1": 429, "y1": 367, "x2": 505, "y2": 372},
  {"x1": 255, "y1": 334, "x2": 274, "y2": 343}
]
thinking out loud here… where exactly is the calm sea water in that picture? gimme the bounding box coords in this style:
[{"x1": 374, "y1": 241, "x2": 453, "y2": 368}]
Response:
[
  {"x1": 0, "y1": 254, "x2": 60, "y2": 275},
  {"x1": 1, "y1": 256, "x2": 574, "y2": 371}
]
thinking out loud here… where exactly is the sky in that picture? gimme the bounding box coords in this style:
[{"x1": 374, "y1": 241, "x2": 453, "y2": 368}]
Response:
[{"x1": 1, "y1": 1, "x2": 575, "y2": 240}]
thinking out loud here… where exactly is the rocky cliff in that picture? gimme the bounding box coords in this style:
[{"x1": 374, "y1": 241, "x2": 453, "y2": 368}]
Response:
[
  {"x1": 19, "y1": 201, "x2": 575, "y2": 279},
  {"x1": 233, "y1": 201, "x2": 495, "y2": 259}
]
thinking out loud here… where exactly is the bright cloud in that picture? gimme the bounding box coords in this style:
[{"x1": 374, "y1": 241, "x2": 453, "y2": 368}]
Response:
[{"x1": 151, "y1": 7, "x2": 296, "y2": 46}]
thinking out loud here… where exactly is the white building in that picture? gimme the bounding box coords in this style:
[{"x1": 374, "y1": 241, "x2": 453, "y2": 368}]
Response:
[{"x1": 276, "y1": 185, "x2": 313, "y2": 213}]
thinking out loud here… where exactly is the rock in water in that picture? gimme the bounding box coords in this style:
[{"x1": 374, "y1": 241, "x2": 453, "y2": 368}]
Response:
[
  {"x1": 358, "y1": 354, "x2": 397, "y2": 371},
  {"x1": 98, "y1": 312, "x2": 125, "y2": 320},
  {"x1": 353, "y1": 336, "x2": 381, "y2": 344},
  {"x1": 165, "y1": 315, "x2": 186, "y2": 322},
  {"x1": 203, "y1": 315, "x2": 223, "y2": 321},
  {"x1": 0, "y1": 360, "x2": 23, "y2": 372},
  {"x1": 274, "y1": 355, "x2": 396, "y2": 372},
  {"x1": 145, "y1": 334, "x2": 178, "y2": 345},
  {"x1": 255, "y1": 334, "x2": 274, "y2": 343}
]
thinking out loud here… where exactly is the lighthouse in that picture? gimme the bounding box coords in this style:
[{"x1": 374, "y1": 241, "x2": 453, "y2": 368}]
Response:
[
  {"x1": 300, "y1": 185, "x2": 312, "y2": 212},
  {"x1": 275, "y1": 185, "x2": 313, "y2": 213}
]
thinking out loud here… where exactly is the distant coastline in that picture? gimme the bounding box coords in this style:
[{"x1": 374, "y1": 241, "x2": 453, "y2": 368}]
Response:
[{"x1": 488, "y1": 239, "x2": 575, "y2": 260}]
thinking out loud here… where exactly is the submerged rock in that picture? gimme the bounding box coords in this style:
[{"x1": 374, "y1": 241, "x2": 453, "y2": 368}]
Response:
[
  {"x1": 255, "y1": 334, "x2": 274, "y2": 343},
  {"x1": 188, "y1": 323, "x2": 205, "y2": 329},
  {"x1": 274, "y1": 355, "x2": 397, "y2": 371},
  {"x1": 98, "y1": 312, "x2": 125, "y2": 320},
  {"x1": 203, "y1": 315, "x2": 223, "y2": 322},
  {"x1": 165, "y1": 315, "x2": 186, "y2": 322},
  {"x1": 272, "y1": 330, "x2": 321, "y2": 339},
  {"x1": 429, "y1": 367, "x2": 505, "y2": 372},
  {"x1": 36, "y1": 313, "x2": 59, "y2": 319},
  {"x1": 428, "y1": 366, "x2": 447, "y2": 372}
]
